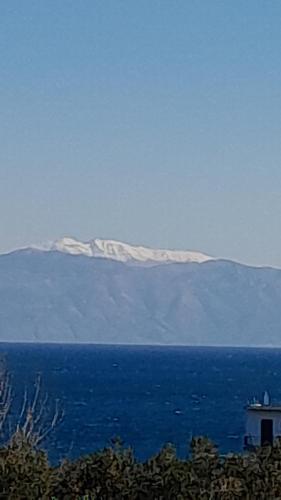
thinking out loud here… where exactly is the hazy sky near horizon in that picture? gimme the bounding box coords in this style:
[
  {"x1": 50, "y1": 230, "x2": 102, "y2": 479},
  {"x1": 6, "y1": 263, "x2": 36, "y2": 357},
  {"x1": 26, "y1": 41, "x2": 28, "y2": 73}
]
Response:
[{"x1": 1, "y1": 1, "x2": 281, "y2": 266}]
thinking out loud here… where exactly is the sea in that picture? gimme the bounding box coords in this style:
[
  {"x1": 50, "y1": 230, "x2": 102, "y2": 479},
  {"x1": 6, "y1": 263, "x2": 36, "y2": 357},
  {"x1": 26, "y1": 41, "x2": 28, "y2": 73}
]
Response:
[{"x1": 1, "y1": 343, "x2": 281, "y2": 463}]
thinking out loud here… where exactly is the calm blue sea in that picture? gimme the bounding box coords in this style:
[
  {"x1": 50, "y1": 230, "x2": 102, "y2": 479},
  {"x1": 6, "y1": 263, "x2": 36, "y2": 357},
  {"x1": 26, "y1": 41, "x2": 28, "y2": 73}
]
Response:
[{"x1": 1, "y1": 344, "x2": 281, "y2": 463}]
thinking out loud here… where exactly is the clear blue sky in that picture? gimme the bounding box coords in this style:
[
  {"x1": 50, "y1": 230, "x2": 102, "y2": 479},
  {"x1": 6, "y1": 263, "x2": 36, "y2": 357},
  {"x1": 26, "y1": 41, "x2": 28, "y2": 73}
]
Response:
[{"x1": 1, "y1": 1, "x2": 281, "y2": 266}]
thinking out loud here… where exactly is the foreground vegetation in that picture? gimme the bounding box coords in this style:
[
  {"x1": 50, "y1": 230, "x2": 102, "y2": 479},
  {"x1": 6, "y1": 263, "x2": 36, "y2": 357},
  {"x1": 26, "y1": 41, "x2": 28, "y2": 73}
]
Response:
[{"x1": 2, "y1": 434, "x2": 281, "y2": 499}]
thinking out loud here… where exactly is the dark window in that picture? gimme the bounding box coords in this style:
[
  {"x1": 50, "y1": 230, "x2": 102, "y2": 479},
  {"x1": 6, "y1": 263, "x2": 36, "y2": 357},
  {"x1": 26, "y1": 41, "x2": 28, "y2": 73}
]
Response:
[{"x1": 261, "y1": 419, "x2": 273, "y2": 446}]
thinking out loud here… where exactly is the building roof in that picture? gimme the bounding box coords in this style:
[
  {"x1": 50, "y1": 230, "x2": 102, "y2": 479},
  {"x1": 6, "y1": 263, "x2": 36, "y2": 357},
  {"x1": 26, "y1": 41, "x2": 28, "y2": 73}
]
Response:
[{"x1": 247, "y1": 404, "x2": 281, "y2": 412}]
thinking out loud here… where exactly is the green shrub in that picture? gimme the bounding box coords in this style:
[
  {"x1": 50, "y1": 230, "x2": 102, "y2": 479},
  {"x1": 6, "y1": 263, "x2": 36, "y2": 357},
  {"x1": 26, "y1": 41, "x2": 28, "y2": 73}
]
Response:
[
  {"x1": 0, "y1": 431, "x2": 52, "y2": 499},
  {"x1": 2, "y1": 434, "x2": 281, "y2": 499}
]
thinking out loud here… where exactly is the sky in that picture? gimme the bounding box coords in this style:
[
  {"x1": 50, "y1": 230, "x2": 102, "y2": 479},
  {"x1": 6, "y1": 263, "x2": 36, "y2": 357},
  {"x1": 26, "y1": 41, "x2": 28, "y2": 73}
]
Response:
[{"x1": 1, "y1": 1, "x2": 281, "y2": 267}]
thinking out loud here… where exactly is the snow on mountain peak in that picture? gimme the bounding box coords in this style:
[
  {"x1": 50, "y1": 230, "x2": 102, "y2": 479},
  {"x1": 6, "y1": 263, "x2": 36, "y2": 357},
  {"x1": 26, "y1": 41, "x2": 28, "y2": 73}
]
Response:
[{"x1": 33, "y1": 237, "x2": 214, "y2": 265}]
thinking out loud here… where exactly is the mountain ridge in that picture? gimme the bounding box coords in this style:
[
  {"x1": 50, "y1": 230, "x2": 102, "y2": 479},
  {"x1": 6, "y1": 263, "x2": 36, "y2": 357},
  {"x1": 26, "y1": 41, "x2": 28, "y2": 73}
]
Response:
[{"x1": 26, "y1": 237, "x2": 214, "y2": 265}]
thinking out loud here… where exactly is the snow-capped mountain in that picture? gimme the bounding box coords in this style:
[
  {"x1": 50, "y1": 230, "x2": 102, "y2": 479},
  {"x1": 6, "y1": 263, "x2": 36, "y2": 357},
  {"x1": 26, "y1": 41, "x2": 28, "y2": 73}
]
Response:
[
  {"x1": 31, "y1": 237, "x2": 214, "y2": 265},
  {"x1": 4, "y1": 236, "x2": 281, "y2": 346},
  {"x1": 1, "y1": 248, "x2": 281, "y2": 346}
]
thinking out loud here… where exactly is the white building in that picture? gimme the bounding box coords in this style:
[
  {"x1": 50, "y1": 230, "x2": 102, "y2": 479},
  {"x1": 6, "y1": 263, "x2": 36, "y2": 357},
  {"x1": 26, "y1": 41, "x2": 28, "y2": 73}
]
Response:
[{"x1": 244, "y1": 392, "x2": 281, "y2": 448}]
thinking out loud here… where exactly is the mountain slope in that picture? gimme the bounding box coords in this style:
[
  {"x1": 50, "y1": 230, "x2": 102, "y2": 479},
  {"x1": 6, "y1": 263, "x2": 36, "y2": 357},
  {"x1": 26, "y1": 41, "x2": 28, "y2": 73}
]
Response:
[{"x1": 1, "y1": 249, "x2": 281, "y2": 346}]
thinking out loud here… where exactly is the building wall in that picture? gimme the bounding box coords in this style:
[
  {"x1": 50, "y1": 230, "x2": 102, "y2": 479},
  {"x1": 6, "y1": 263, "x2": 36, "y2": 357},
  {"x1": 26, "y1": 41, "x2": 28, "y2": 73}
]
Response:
[{"x1": 246, "y1": 410, "x2": 281, "y2": 446}]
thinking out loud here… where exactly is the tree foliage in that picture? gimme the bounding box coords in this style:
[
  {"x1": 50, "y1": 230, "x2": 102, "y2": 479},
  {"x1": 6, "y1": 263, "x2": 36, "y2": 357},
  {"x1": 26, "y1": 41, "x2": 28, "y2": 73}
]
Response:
[{"x1": 1, "y1": 435, "x2": 281, "y2": 499}]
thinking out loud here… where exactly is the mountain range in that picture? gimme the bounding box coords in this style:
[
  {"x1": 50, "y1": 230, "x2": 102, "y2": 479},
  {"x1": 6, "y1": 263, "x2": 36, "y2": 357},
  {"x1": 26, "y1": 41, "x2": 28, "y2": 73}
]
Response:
[{"x1": 1, "y1": 237, "x2": 281, "y2": 346}]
